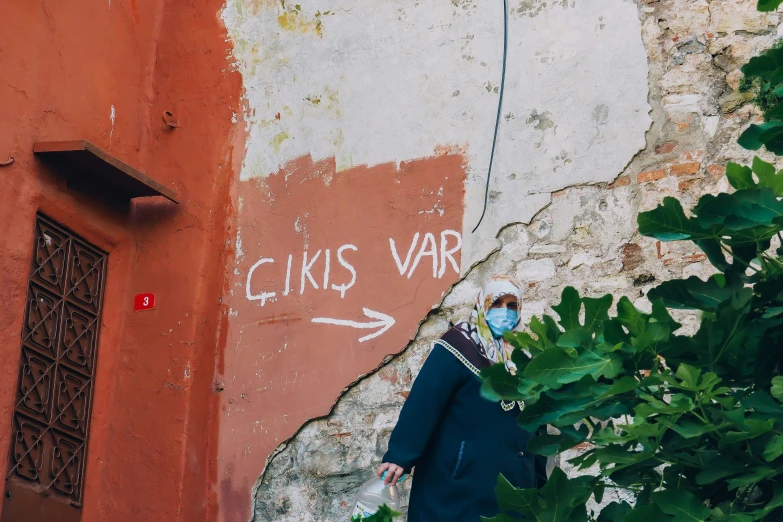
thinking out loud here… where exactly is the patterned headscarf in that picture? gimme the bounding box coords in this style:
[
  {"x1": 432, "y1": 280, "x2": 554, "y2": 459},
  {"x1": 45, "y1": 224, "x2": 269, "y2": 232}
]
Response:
[{"x1": 455, "y1": 275, "x2": 523, "y2": 374}]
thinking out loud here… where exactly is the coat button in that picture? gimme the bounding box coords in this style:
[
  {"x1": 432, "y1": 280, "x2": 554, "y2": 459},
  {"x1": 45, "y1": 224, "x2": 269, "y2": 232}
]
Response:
[{"x1": 518, "y1": 451, "x2": 525, "y2": 458}]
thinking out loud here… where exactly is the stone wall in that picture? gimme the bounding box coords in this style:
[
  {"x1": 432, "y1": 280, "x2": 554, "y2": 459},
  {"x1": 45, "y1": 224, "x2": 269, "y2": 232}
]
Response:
[{"x1": 249, "y1": 0, "x2": 782, "y2": 520}]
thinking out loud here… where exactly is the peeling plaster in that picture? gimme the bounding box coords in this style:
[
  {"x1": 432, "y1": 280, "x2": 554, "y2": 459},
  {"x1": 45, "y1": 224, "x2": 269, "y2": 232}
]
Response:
[{"x1": 222, "y1": 0, "x2": 651, "y2": 269}]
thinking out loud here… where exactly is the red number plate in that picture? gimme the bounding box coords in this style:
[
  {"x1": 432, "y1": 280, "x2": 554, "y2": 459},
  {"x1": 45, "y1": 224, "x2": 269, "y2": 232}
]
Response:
[{"x1": 134, "y1": 293, "x2": 156, "y2": 312}]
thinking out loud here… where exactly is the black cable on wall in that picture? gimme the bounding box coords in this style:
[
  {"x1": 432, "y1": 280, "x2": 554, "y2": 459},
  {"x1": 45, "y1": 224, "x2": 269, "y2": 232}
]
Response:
[{"x1": 472, "y1": 0, "x2": 508, "y2": 234}]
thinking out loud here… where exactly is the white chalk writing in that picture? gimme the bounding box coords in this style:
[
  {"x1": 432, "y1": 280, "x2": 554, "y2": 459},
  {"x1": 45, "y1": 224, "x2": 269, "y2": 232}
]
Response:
[{"x1": 244, "y1": 231, "x2": 461, "y2": 306}]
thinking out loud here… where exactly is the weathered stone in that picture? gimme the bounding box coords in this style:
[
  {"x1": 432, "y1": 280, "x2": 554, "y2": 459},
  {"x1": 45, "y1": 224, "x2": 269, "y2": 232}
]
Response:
[
  {"x1": 516, "y1": 258, "x2": 556, "y2": 282},
  {"x1": 711, "y1": 0, "x2": 778, "y2": 35},
  {"x1": 568, "y1": 252, "x2": 600, "y2": 270},
  {"x1": 719, "y1": 90, "x2": 754, "y2": 113},
  {"x1": 528, "y1": 244, "x2": 567, "y2": 255}
]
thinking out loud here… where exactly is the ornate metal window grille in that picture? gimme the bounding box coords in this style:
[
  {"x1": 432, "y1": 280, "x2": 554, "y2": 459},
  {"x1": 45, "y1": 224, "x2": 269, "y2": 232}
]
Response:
[{"x1": 6, "y1": 214, "x2": 106, "y2": 507}]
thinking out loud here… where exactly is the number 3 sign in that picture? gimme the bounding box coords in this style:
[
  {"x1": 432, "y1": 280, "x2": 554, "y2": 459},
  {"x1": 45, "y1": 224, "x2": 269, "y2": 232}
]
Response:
[{"x1": 134, "y1": 293, "x2": 156, "y2": 312}]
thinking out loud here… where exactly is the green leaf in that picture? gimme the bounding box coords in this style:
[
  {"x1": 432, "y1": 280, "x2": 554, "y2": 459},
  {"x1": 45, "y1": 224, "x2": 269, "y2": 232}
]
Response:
[
  {"x1": 648, "y1": 275, "x2": 737, "y2": 312},
  {"x1": 556, "y1": 329, "x2": 592, "y2": 349},
  {"x1": 651, "y1": 490, "x2": 711, "y2": 521},
  {"x1": 582, "y1": 294, "x2": 612, "y2": 331},
  {"x1": 509, "y1": 316, "x2": 559, "y2": 353},
  {"x1": 764, "y1": 434, "x2": 783, "y2": 462},
  {"x1": 743, "y1": 392, "x2": 783, "y2": 422},
  {"x1": 675, "y1": 364, "x2": 702, "y2": 389},
  {"x1": 552, "y1": 287, "x2": 581, "y2": 330},
  {"x1": 752, "y1": 155, "x2": 776, "y2": 178},
  {"x1": 742, "y1": 45, "x2": 783, "y2": 82},
  {"x1": 738, "y1": 121, "x2": 783, "y2": 153},
  {"x1": 696, "y1": 239, "x2": 733, "y2": 272},
  {"x1": 752, "y1": 156, "x2": 783, "y2": 196},
  {"x1": 596, "y1": 502, "x2": 632, "y2": 522},
  {"x1": 638, "y1": 197, "x2": 710, "y2": 241},
  {"x1": 591, "y1": 376, "x2": 639, "y2": 399},
  {"x1": 492, "y1": 469, "x2": 593, "y2": 522},
  {"x1": 527, "y1": 434, "x2": 580, "y2": 457},
  {"x1": 725, "y1": 162, "x2": 756, "y2": 190},
  {"x1": 594, "y1": 445, "x2": 654, "y2": 470},
  {"x1": 758, "y1": 0, "x2": 783, "y2": 13},
  {"x1": 624, "y1": 503, "x2": 668, "y2": 521},
  {"x1": 726, "y1": 466, "x2": 778, "y2": 490},
  {"x1": 480, "y1": 363, "x2": 524, "y2": 402},
  {"x1": 635, "y1": 393, "x2": 695, "y2": 417},
  {"x1": 696, "y1": 458, "x2": 746, "y2": 485},
  {"x1": 751, "y1": 484, "x2": 783, "y2": 517},
  {"x1": 772, "y1": 376, "x2": 783, "y2": 402},
  {"x1": 524, "y1": 347, "x2": 622, "y2": 389},
  {"x1": 762, "y1": 306, "x2": 783, "y2": 318},
  {"x1": 722, "y1": 417, "x2": 774, "y2": 447},
  {"x1": 693, "y1": 189, "x2": 783, "y2": 230},
  {"x1": 616, "y1": 297, "x2": 645, "y2": 335}
]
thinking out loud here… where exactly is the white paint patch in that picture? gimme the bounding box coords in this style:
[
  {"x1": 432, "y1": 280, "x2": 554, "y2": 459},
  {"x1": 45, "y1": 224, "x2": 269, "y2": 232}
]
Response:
[{"x1": 222, "y1": 0, "x2": 651, "y2": 268}]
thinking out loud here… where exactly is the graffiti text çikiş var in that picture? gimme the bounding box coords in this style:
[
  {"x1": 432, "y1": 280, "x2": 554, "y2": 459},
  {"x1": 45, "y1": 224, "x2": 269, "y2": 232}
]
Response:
[{"x1": 245, "y1": 230, "x2": 462, "y2": 306}]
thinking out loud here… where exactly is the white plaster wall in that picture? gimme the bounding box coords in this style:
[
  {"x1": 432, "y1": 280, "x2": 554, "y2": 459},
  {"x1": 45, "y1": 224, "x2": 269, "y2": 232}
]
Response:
[{"x1": 222, "y1": 0, "x2": 652, "y2": 268}]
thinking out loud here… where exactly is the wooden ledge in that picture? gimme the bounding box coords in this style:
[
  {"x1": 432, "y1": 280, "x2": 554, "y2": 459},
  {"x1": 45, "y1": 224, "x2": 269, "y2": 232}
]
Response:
[{"x1": 33, "y1": 140, "x2": 179, "y2": 204}]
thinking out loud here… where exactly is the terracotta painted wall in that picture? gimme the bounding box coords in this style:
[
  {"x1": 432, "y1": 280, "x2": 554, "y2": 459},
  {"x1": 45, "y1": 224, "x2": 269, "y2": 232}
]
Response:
[
  {"x1": 217, "y1": 153, "x2": 465, "y2": 520},
  {"x1": 0, "y1": 2, "x2": 242, "y2": 521}
]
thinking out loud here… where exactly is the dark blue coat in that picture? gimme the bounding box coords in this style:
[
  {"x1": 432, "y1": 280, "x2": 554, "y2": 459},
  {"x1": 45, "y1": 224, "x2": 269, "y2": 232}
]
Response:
[{"x1": 383, "y1": 328, "x2": 547, "y2": 521}]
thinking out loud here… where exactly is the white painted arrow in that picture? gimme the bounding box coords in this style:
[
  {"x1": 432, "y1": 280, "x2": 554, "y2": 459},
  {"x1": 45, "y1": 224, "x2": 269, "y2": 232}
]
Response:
[{"x1": 312, "y1": 308, "x2": 396, "y2": 343}]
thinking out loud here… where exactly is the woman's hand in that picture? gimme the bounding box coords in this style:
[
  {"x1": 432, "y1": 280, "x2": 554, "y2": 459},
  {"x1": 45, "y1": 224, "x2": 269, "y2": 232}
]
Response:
[{"x1": 377, "y1": 462, "x2": 405, "y2": 485}]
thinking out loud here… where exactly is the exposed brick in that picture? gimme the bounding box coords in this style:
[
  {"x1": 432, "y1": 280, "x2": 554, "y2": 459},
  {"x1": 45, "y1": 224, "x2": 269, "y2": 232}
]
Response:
[
  {"x1": 670, "y1": 162, "x2": 701, "y2": 176},
  {"x1": 656, "y1": 241, "x2": 663, "y2": 259},
  {"x1": 608, "y1": 176, "x2": 631, "y2": 188},
  {"x1": 678, "y1": 178, "x2": 697, "y2": 191},
  {"x1": 681, "y1": 149, "x2": 704, "y2": 161},
  {"x1": 379, "y1": 369, "x2": 398, "y2": 384},
  {"x1": 683, "y1": 253, "x2": 707, "y2": 263},
  {"x1": 677, "y1": 116, "x2": 693, "y2": 130},
  {"x1": 707, "y1": 164, "x2": 725, "y2": 178},
  {"x1": 622, "y1": 243, "x2": 644, "y2": 271},
  {"x1": 655, "y1": 141, "x2": 677, "y2": 154},
  {"x1": 552, "y1": 189, "x2": 567, "y2": 197},
  {"x1": 397, "y1": 391, "x2": 410, "y2": 400},
  {"x1": 638, "y1": 169, "x2": 667, "y2": 183}
]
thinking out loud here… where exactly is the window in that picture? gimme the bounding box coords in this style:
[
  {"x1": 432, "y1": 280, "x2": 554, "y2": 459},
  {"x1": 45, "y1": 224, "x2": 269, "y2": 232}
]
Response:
[{"x1": 3, "y1": 214, "x2": 106, "y2": 519}]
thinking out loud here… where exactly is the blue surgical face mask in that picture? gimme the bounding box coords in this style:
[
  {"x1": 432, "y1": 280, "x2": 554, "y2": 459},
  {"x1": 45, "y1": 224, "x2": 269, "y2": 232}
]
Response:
[{"x1": 486, "y1": 308, "x2": 519, "y2": 339}]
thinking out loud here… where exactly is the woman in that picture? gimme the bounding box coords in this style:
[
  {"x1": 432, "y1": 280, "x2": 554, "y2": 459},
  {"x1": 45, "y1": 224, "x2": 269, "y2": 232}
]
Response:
[{"x1": 377, "y1": 276, "x2": 547, "y2": 521}]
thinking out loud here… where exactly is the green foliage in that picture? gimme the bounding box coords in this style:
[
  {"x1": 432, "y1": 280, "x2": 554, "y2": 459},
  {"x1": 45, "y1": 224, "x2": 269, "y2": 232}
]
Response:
[
  {"x1": 758, "y1": 0, "x2": 783, "y2": 12},
  {"x1": 480, "y1": 157, "x2": 783, "y2": 521},
  {"x1": 738, "y1": 40, "x2": 783, "y2": 153},
  {"x1": 483, "y1": 468, "x2": 595, "y2": 522},
  {"x1": 350, "y1": 504, "x2": 401, "y2": 522}
]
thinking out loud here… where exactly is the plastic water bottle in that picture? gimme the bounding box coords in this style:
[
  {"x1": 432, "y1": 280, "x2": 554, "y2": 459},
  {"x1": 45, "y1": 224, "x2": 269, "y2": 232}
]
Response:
[{"x1": 350, "y1": 471, "x2": 406, "y2": 520}]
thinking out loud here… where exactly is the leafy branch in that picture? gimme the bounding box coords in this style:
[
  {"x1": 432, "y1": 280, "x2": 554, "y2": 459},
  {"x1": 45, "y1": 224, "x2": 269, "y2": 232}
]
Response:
[{"x1": 480, "y1": 160, "x2": 783, "y2": 519}]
